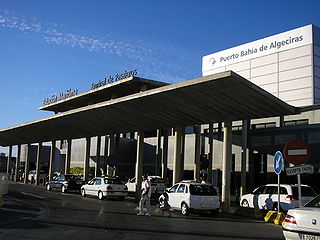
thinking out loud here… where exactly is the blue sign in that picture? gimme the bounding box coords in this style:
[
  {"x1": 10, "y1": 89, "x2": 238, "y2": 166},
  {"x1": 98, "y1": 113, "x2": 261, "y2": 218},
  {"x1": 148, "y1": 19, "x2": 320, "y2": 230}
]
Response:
[{"x1": 274, "y1": 151, "x2": 284, "y2": 175}]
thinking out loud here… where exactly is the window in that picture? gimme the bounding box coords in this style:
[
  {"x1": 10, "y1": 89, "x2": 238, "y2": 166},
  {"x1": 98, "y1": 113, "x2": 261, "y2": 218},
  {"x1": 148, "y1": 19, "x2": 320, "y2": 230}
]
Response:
[
  {"x1": 94, "y1": 179, "x2": 102, "y2": 185},
  {"x1": 253, "y1": 186, "x2": 266, "y2": 194},
  {"x1": 284, "y1": 119, "x2": 308, "y2": 127},
  {"x1": 169, "y1": 184, "x2": 178, "y2": 193},
  {"x1": 189, "y1": 184, "x2": 217, "y2": 196},
  {"x1": 265, "y1": 186, "x2": 277, "y2": 194},
  {"x1": 177, "y1": 184, "x2": 185, "y2": 193}
]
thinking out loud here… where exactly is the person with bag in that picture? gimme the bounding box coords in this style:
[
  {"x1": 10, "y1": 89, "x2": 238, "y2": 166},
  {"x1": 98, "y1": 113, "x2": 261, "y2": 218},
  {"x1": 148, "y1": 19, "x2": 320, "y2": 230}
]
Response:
[{"x1": 137, "y1": 174, "x2": 152, "y2": 216}]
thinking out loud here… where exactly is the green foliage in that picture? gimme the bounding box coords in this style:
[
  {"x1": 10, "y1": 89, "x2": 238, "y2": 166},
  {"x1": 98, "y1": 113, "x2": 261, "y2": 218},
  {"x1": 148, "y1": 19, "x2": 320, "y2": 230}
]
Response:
[{"x1": 69, "y1": 167, "x2": 83, "y2": 175}]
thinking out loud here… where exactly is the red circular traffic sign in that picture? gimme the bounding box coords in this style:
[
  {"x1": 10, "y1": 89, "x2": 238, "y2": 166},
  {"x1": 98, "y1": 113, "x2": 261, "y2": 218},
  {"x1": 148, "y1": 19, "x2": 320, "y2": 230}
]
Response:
[{"x1": 283, "y1": 139, "x2": 310, "y2": 165}]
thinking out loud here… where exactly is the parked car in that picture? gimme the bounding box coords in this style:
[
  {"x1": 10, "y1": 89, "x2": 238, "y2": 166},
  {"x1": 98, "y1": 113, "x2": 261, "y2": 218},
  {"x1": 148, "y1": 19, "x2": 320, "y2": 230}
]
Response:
[
  {"x1": 81, "y1": 177, "x2": 128, "y2": 200},
  {"x1": 125, "y1": 175, "x2": 166, "y2": 197},
  {"x1": 45, "y1": 174, "x2": 85, "y2": 193},
  {"x1": 166, "y1": 180, "x2": 220, "y2": 216},
  {"x1": 283, "y1": 194, "x2": 320, "y2": 240},
  {"x1": 240, "y1": 184, "x2": 317, "y2": 212}
]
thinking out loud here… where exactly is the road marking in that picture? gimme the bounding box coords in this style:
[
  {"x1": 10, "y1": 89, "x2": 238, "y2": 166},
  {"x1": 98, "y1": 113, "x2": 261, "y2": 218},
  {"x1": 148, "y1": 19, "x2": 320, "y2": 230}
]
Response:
[{"x1": 21, "y1": 192, "x2": 45, "y2": 199}]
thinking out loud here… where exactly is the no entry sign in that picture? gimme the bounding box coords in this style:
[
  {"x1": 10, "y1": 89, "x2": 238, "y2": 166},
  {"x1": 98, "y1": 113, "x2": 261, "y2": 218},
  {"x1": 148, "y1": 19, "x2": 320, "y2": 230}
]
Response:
[{"x1": 283, "y1": 139, "x2": 310, "y2": 166}]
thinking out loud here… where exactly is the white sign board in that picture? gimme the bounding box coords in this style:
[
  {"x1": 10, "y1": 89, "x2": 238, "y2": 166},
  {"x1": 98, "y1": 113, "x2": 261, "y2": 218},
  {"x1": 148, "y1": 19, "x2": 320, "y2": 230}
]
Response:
[
  {"x1": 286, "y1": 164, "x2": 314, "y2": 176},
  {"x1": 202, "y1": 25, "x2": 313, "y2": 76}
]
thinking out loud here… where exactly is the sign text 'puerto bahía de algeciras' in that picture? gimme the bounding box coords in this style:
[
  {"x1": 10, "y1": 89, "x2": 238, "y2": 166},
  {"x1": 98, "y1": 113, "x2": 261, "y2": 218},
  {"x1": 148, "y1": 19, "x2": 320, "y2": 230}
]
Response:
[{"x1": 91, "y1": 69, "x2": 138, "y2": 90}]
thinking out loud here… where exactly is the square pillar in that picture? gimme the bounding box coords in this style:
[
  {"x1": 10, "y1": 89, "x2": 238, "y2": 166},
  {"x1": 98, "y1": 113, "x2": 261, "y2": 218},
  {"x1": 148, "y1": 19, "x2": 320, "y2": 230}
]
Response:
[
  {"x1": 49, "y1": 140, "x2": 56, "y2": 181},
  {"x1": 65, "y1": 139, "x2": 72, "y2": 174},
  {"x1": 95, "y1": 136, "x2": 101, "y2": 177},
  {"x1": 194, "y1": 125, "x2": 201, "y2": 181},
  {"x1": 6, "y1": 146, "x2": 13, "y2": 176},
  {"x1": 208, "y1": 123, "x2": 214, "y2": 183},
  {"x1": 240, "y1": 120, "x2": 249, "y2": 197},
  {"x1": 24, "y1": 144, "x2": 31, "y2": 184},
  {"x1": 155, "y1": 129, "x2": 162, "y2": 176},
  {"x1": 222, "y1": 121, "x2": 232, "y2": 213},
  {"x1": 161, "y1": 129, "x2": 169, "y2": 180},
  {"x1": 135, "y1": 131, "x2": 144, "y2": 198},
  {"x1": 84, "y1": 137, "x2": 91, "y2": 182},
  {"x1": 35, "y1": 142, "x2": 42, "y2": 185},
  {"x1": 173, "y1": 127, "x2": 183, "y2": 184},
  {"x1": 15, "y1": 145, "x2": 21, "y2": 182}
]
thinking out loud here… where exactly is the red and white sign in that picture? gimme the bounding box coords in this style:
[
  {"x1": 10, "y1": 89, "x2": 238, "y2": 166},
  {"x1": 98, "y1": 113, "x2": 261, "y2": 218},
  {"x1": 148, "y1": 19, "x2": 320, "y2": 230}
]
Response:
[{"x1": 283, "y1": 139, "x2": 310, "y2": 166}]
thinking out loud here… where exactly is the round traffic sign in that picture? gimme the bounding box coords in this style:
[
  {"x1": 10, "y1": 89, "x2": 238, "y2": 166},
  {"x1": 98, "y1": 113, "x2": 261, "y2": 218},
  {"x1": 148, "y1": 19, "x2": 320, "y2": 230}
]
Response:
[
  {"x1": 283, "y1": 139, "x2": 310, "y2": 166},
  {"x1": 274, "y1": 151, "x2": 284, "y2": 175}
]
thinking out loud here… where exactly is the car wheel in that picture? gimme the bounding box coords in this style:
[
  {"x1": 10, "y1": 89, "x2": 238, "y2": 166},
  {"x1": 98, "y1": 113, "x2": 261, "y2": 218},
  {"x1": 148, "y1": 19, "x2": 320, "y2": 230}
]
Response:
[
  {"x1": 61, "y1": 185, "x2": 67, "y2": 193},
  {"x1": 46, "y1": 184, "x2": 51, "y2": 191},
  {"x1": 98, "y1": 191, "x2": 104, "y2": 200},
  {"x1": 241, "y1": 199, "x2": 249, "y2": 208},
  {"x1": 181, "y1": 202, "x2": 190, "y2": 216},
  {"x1": 81, "y1": 188, "x2": 86, "y2": 197}
]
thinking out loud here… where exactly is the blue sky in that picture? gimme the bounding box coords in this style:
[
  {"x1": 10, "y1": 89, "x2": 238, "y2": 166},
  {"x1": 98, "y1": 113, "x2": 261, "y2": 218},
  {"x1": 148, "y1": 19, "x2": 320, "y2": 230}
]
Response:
[{"x1": 1, "y1": 0, "x2": 320, "y2": 151}]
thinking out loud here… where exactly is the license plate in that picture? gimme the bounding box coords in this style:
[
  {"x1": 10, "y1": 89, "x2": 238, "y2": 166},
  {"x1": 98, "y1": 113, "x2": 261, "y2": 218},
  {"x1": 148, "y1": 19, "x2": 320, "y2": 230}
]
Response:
[
  {"x1": 302, "y1": 234, "x2": 320, "y2": 240},
  {"x1": 201, "y1": 204, "x2": 213, "y2": 208}
]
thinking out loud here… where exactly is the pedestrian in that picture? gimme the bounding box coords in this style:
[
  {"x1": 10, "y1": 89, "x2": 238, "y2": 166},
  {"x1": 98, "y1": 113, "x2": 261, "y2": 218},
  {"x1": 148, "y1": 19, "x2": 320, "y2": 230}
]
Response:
[
  {"x1": 137, "y1": 174, "x2": 151, "y2": 216},
  {"x1": 158, "y1": 192, "x2": 171, "y2": 217}
]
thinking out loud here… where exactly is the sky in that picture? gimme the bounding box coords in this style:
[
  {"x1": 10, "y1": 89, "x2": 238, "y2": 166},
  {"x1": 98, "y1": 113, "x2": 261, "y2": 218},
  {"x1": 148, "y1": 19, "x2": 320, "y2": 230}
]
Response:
[{"x1": 1, "y1": 0, "x2": 320, "y2": 153}]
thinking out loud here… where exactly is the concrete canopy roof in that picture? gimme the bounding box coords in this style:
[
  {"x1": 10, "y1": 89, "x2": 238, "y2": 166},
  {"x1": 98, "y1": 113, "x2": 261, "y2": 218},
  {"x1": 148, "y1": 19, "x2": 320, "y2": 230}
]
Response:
[
  {"x1": 39, "y1": 77, "x2": 169, "y2": 113},
  {"x1": 0, "y1": 71, "x2": 298, "y2": 146}
]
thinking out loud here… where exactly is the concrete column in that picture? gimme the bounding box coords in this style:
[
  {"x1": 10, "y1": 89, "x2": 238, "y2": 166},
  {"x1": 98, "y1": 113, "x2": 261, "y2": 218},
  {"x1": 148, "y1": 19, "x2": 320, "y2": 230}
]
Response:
[
  {"x1": 135, "y1": 131, "x2": 144, "y2": 198},
  {"x1": 208, "y1": 123, "x2": 214, "y2": 183},
  {"x1": 24, "y1": 144, "x2": 31, "y2": 184},
  {"x1": 95, "y1": 136, "x2": 101, "y2": 177},
  {"x1": 6, "y1": 145, "x2": 13, "y2": 176},
  {"x1": 161, "y1": 129, "x2": 169, "y2": 180},
  {"x1": 218, "y1": 122, "x2": 223, "y2": 141},
  {"x1": 279, "y1": 116, "x2": 285, "y2": 127},
  {"x1": 222, "y1": 121, "x2": 232, "y2": 213},
  {"x1": 180, "y1": 129, "x2": 185, "y2": 179},
  {"x1": 107, "y1": 134, "x2": 116, "y2": 176},
  {"x1": 15, "y1": 145, "x2": 21, "y2": 182},
  {"x1": 49, "y1": 140, "x2": 56, "y2": 181},
  {"x1": 65, "y1": 139, "x2": 72, "y2": 174},
  {"x1": 84, "y1": 137, "x2": 91, "y2": 182},
  {"x1": 35, "y1": 142, "x2": 42, "y2": 185},
  {"x1": 240, "y1": 120, "x2": 248, "y2": 197},
  {"x1": 173, "y1": 127, "x2": 183, "y2": 184},
  {"x1": 194, "y1": 125, "x2": 201, "y2": 181},
  {"x1": 155, "y1": 129, "x2": 162, "y2": 176}
]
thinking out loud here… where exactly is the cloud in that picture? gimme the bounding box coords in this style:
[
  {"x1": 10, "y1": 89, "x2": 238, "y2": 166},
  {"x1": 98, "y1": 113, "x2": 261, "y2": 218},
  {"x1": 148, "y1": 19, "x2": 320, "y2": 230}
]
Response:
[{"x1": 0, "y1": 9, "x2": 198, "y2": 83}]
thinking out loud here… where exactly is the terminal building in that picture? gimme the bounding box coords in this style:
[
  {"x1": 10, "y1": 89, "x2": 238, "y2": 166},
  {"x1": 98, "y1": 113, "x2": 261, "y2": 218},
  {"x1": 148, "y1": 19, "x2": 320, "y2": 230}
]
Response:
[{"x1": 0, "y1": 24, "x2": 319, "y2": 212}]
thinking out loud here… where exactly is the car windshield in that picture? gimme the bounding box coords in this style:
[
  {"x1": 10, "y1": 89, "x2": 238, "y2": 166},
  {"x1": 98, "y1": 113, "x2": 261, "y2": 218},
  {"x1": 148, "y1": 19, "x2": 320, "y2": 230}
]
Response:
[
  {"x1": 292, "y1": 186, "x2": 317, "y2": 198},
  {"x1": 150, "y1": 178, "x2": 166, "y2": 184},
  {"x1": 64, "y1": 175, "x2": 81, "y2": 181},
  {"x1": 189, "y1": 184, "x2": 218, "y2": 196},
  {"x1": 105, "y1": 178, "x2": 122, "y2": 184},
  {"x1": 305, "y1": 195, "x2": 320, "y2": 208}
]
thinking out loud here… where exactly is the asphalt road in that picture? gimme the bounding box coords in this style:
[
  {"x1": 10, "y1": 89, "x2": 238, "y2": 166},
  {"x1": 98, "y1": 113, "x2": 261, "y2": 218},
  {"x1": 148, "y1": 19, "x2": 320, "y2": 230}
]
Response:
[{"x1": 0, "y1": 182, "x2": 285, "y2": 240}]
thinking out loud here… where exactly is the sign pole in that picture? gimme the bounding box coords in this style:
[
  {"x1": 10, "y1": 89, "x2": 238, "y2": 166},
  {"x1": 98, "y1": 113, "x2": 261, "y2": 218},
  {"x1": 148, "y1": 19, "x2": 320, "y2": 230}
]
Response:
[
  {"x1": 277, "y1": 174, "x2": 280, "y2": 213},
  {"x1": 297, "y1": 174, "x2": 302, "y2": 207}
]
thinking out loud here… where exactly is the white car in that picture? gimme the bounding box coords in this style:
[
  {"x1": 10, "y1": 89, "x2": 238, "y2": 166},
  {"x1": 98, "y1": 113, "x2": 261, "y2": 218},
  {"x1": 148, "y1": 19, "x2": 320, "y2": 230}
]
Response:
[
  {"x1": 125, "y1": 176, "x2": 166, "y2": 196},
  {"x1": 240, "y1": 184, "x2": 316, "y2": 211},
  {"x1": 283, "y1": 194, "x2": 320, "y2": 240},
  {"x1": 167, "y1": 180, "x2": 220, "y2": 216},
  {"x1": 81, "y1": 177, "x2": 128, "y2": 200}
]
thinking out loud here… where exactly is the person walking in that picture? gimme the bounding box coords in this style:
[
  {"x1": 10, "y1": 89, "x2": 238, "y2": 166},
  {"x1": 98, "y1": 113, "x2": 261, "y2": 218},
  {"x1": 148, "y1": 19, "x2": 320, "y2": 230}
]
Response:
[{"x1": 137, "y1": 174, "x2": 151, "y2": 216}]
